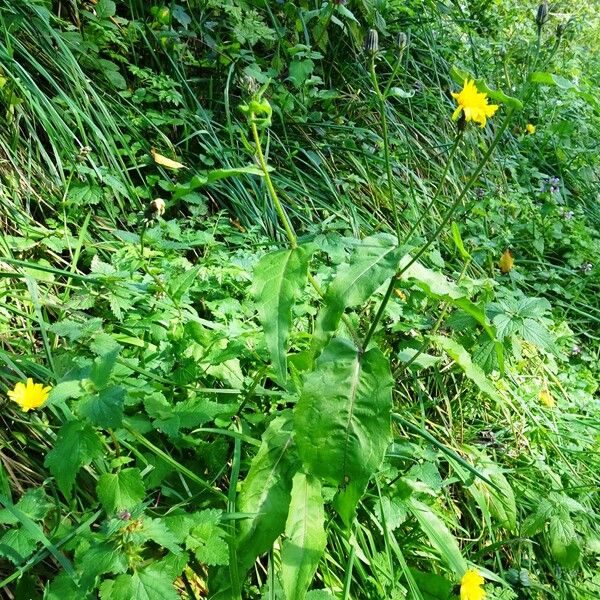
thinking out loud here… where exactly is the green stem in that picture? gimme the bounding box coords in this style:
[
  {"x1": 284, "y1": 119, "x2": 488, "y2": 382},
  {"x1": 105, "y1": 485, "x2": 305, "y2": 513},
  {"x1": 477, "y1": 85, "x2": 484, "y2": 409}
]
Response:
[
  {"x1": 403, "y1": 130, "x2": 464, "y2": 243},
  {"x1": 369, "y1": 57, "x2": 401, "y2": 241},
  {"x1": 341, "y1": 538, "x2": 356, "y2": 600},
  {"x1": 250, "y1": 119, "x2": 297, "y2": 248},
  {"x1": 228, "y1": 418, "x2": 243, "y2": 600},
  {"x1": 362, "y1": 109, "x2": 515, "y2": 350}
]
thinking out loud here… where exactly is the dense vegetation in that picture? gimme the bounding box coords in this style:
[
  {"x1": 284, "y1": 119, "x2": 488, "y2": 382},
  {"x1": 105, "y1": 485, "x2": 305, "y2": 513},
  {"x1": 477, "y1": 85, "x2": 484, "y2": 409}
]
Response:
[{"x1": 1, "y1": 1, "x2": 599, "y2": 599}]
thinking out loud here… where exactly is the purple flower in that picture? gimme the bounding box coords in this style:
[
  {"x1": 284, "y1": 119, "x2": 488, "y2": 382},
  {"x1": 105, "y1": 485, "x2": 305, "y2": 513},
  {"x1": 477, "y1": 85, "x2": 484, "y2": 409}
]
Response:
[
  {"x1": 550, "y1": 186, "x2": 558, "y2": 193},
  {"x1": 571, "y1": 345, "x2": 581, "y2": 356},
  {"x1": 581, "y1": 262, "x2": 593, "y2": 273},
  {"x1": 564, "y1": 210, "x2": 574, "y2": 220}
]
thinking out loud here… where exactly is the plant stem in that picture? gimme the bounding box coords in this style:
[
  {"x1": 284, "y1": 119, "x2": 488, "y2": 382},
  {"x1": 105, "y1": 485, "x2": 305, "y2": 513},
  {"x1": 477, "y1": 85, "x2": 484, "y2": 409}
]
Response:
[
  {"x1": 250, "y1": 120, "x2": 297, "y2": 248},
  {"x1": 362, "y1": 109, "x2": 516, "y2": 350},
  {"x1": 369, "y1": 57, "x2": 401, "y2": 241}
]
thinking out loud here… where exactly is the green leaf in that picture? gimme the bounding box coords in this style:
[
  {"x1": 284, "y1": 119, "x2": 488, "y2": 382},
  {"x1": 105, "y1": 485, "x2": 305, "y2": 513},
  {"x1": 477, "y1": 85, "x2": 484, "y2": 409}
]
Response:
[
  {"x1": 95, "y1": 0, "x2": 116, "y2": 19},
  {"x1": 407, "y1": 498, "x2": 467, "y2": 577},
  {"x1": 252, "y1": 245, "x2": 314, "y2": 383},
  {"x1": 313, "y1": 234, "x2": 406, "y2": 354},
  {"x1": 185, "y1": 510, "x2": 228, "y2": 566},
  {"x1": 295, "y1": 338, "x2": 392, "y2": 522},
  {"x1": 0, "y1": 488, "x2": 52, "y2": 524},
  {"x1": 432, "y1": 336, "x2": 499, "y2": 401},
  {"x1": 89, "y1": 348, "x2": 120, "y2": 388},
  {"x1": 97, "y1": 468, "x2": 145, "y2": 513},
  {"x1": 99, "y1": 565, "x2": 179, "y2": 600},
  {"x1": 410, "y1": 569, "x2": 453, "y2": 600},
  {"x1": 0, "y1": 527, "x2": 38, "y2": 564},
  {"x1": 548, "y1": 512, "x2": 580, "y2": 568},
  {"x1": 168, "y1": 266, "x2": 200, "y2": 302},
  {"x1": 281, "y1": 473, "x2": 327, "y2": 600},
  {"x1": 77, "y1": 386, "x2": 125, "y2": 429},
  {"x1": 78, "y1": 542, "x2": 128, "y2": 590},
  {"x1": 67, "y1": 183, "x2": 104, "y2": 206},
  {"x1": 451, "y1": 222, "x2": 471, "y2": 260},
  {"x1": 450, "y1": 66, "x2": 523, "y2": 110},
  {"x1": 289, "y1": 58, "x2": 315, "y2": 86},
  {"x1": 45, "y1": 421, "x2": 104, "y2": 497},
  {"x1": 237, "y1": 413, "x2": 299, "y2": 574}
]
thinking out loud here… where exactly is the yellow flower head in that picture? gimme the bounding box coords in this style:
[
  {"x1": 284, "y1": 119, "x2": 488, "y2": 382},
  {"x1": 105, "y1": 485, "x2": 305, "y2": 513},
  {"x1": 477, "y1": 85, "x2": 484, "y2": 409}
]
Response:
[
  {"x1": 526, "y1": 123, "x2": 536, "y2": 135},
  {"x1": 498, "y1": 249, "x2": 514, "y2": 274},
  {"x1": 539, "y1": 388, "x2": 555, "y2": 408},
  {"x1": 461, "y1": 569, "x2": 486, "y2": 600},
  {"x1": 7, "y1": 378, "x2": 52, "y2": 412},
  {"x1": 452, "y1": 79, "x2": 499, "y2": 128}
]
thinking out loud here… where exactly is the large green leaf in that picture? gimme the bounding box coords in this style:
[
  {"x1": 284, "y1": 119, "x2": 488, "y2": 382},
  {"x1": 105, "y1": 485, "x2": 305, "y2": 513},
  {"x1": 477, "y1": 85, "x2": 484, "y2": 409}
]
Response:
[
  {"x1": 281, "y1": 473, "x2": 327, "y2": 600},
  {"x1": 407, "y1": 498, "x2": 467, "y2": 577},
  {"x1": 45, "y1": 421, "x2": 104, "y2": 497},
  {"x1": 312, "y1": 234, "x2": 406, "y2": 355},
  {"x1": 252, "y1": 245, "x2": 315, "y2": 383},
  {"x1": 295, "y1": 338, "x2": 392, "y2": 522},
  {"x1": 96, "y1": 468, "x2": 146, "y2": 513},
  {"x1": 548, "y1": 511, "x2": 580, "y2": 568},
  {"x1": 236, "y1": 412, "x2": 299, "y2": 573}
]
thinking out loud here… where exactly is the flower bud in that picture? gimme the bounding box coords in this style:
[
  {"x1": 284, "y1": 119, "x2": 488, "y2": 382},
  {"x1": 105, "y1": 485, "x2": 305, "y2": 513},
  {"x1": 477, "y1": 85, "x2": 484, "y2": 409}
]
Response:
[
  {"x1": 364, "y1": 29, "x2": 379, "y2": 55},
  {"x1": 397, "y1": 32, "x2": 408, "y2": 51},
  {"x1": 147, "y1": 198, "x2": 166, "y2": 219},
  {"x1": 536, "y1": 1, "x2": 548, "y2": 30}
]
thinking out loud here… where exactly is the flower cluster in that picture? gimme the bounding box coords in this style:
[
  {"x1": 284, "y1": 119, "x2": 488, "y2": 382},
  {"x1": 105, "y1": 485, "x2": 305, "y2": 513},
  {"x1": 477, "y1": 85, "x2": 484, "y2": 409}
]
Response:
[
  {"x1": 541, "y1": 176, "x2": 560, "y2": 193},
  {"x1": 452, "y1": 79, "x2": 499, "y2": 128}
]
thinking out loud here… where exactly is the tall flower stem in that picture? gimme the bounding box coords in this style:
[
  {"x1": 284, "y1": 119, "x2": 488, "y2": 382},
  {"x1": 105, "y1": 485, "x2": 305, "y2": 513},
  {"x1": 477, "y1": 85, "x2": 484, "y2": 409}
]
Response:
[
  {"x1": 369, "y1": 57, "x2": 402, "y2": 241},
  {"x1": 362, "y1": 108, "x2": 516, "y2": 351},
  {"x1": 250, "y1": 119, "x2": 297, "y2": 248}
]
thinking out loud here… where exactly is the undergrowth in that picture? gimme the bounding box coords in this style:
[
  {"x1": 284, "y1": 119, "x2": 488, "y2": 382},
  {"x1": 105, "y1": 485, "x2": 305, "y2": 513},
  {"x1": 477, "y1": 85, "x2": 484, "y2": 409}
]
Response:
[{"x1": 0, "y1": 1, "x2": 599, "y2": 599}]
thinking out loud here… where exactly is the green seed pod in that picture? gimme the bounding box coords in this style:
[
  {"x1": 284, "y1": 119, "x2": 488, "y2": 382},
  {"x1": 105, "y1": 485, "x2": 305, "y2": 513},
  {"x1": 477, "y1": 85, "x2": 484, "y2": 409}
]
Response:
[{"x1": 364, "y1": 29, "x2": 379, "y2": 55}]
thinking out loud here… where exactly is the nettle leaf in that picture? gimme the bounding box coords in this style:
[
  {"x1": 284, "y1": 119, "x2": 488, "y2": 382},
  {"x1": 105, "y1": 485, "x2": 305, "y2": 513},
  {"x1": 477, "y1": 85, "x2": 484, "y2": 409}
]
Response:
[
  {"x1": 407, "y1": 498, "x2": 467, "y2": 577},
  {"x1": 97, "y1": 468, "x2": 145, "y2": 513},
  {"x1": 45, "y1": 421, "x2": 104, "y2": 497},
  {"x1": 432, "y1": 336, "x2": 499, "y2": 402},
  {"x1": 99, "y1": 565, "x2": 178, "y2": 600},
  {"x1": 237, "y1": 412, "x2": 299, "y2": 573},
  {"x1": 0, "y1": 488, "x2": 52, "y2": 525},
  {"x1": 295, "y1": 338, "x2": 392, "y2": 523},
  {"x1": 185, "y1": 509, "x2": 228, "y2": 566},
  {"x1": 0, "y1": 527, "x2": 38, "y2": 564},
  {"x1": 77, "y1": 542, "x2": 128, "y2": 590},
  {"x1": 548, "y1": 511, "x2": 580, "y2": 568},
  {"x1": 90, "y1": 348, "x2": 120, "y2": 388},
  {"x1": 313, "y1": 234, "x2": 406, "y2": 355},
  {"x1": 281, "y1": 473, "x2": 327, "y2": 600},
  {"x1": 77, "y1": 386, "x2": 125, "y2": 429},
  {"x1": 252, "y1": 244, "x2": 315, "y2": 384}
]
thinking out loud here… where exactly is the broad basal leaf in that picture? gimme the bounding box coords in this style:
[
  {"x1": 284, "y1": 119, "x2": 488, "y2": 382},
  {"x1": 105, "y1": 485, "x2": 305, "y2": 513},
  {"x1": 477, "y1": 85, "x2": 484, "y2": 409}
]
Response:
[
  {"x1": 281, "y1": 473, "x2": 327, "y2": 600},
  {"x1": 313, "y1": 234, "x2": 406, "y2": 355},
  {"x1": 295, "y1": 338, "x2": 392, "y2": 522},
  {"x1": 45, "y1": 421, "x2": 104, "y2": 497},
  {"x1": 252, "y1": 245, "x2": 314, "y2": 383},
  {"x1": 237, "y1": 412, "x2": 299, "y2": 573}
]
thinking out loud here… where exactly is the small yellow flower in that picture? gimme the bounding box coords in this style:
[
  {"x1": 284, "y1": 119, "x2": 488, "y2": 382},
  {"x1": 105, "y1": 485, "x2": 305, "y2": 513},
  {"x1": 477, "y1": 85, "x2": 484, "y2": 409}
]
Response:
[
  {"x1": 539, "y1": 388, "x2": 555, "y2": 408},
  {"x1": 498, "y1": 249, "x2": 514, "y2": 274},
  {"x1": 7, "y1": 378, "x2": 52, "y2": 412},
  {"x1": 461, "y1": 569, "x2": 486, "y2": 600},
  {"x1": 526, "y1": 123, "x2": 536, "y2": 135},
  {"x1": 452, "y1": 79, "x2": 499, "y2": 128}
]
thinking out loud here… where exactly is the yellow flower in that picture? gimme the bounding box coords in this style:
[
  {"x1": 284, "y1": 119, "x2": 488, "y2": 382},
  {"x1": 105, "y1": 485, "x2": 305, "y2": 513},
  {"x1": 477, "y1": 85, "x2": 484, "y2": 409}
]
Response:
[
  {"x1": 526, "y1": 123, "x2": 536, "y2": 134},
  {"x1": 452, "y1": 79, "x2": 499, "y2": 128},
  {"x1": 498, "y1": 249, "x2": 514, "y2": 274},
  {"x1": 539, "y1": 387, "x2": 555, "y2": 408},
  {"x1": 461, "y1": 569, "x2": 486, "y2": 600},
  {"x1": 7, "y1": 378, "x2": 52, "y2": 412}
]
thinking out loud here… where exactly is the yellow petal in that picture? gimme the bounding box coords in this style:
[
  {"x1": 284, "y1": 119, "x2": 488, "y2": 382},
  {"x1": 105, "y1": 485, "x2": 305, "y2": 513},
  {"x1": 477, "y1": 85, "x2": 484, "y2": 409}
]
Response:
[
  {"x1": 539, "y1": 388, "x2": 555, "y2": 407},
  {"x1": 151, "y1": 149, "x2": 185, "y2": 170},
  {"x1": 498, "y1": 249, "x2": 514, "y2": 273}
]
